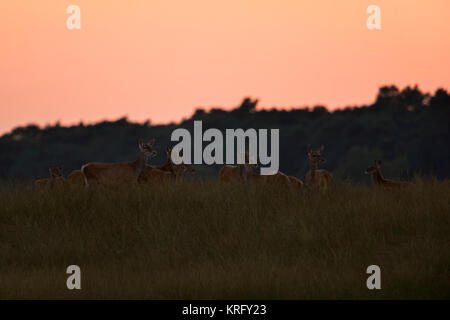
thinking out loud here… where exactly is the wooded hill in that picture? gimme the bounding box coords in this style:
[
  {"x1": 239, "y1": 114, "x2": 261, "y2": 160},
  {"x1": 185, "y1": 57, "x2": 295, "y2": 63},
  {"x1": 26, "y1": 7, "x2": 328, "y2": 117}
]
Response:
[{"x1": 1, "y1": 85, "x2": 448, "y2": 182}]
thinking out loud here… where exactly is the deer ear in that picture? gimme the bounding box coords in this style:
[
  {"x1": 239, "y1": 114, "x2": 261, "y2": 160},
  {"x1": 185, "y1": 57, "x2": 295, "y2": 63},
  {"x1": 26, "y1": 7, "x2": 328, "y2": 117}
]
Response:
[
  {"x1": 138, "y1": 139, "x2": 144, "y2": 148},
  {"x1": 319, "y1": 145, "x2": 325, "y2": 153},
  {"x1": 307, "y1": 145, "x2": 312, "y2": 154}
]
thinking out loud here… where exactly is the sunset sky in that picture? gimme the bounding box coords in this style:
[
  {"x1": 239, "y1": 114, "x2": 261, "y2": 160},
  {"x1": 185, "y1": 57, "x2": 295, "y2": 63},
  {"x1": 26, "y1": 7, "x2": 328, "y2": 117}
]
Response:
[{"x1": 1, "y1": 0, "x2": 449, "y2": 135}]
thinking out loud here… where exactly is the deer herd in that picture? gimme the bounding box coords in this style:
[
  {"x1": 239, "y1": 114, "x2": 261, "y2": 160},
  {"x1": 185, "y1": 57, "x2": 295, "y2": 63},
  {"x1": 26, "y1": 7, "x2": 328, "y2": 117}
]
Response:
[{"x1": 35, "y1": 139, "x2": 413, "y2": 190}]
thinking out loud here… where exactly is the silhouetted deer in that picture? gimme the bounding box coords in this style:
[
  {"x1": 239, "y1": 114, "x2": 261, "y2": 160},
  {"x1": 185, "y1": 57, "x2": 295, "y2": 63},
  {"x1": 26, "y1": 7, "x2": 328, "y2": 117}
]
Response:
[
  {"x1": 139, "y1": 146, "x2": 194, "y2": 183},
  {"x1": 305, "y1": 145, "x2": 333, "y2": 190},
  {"x1": 35, "y1": 164, "x2": 66, "y2": 188},
  {"x1": 365, "y1": 160, "x2": 413, "y2": 187},
  {"x1": 81, "y1": 139, "x2": 157, "y2": 186},
  {"x1": 219, "y1": 152, "x2": 257, "y2": 183},
  {"x1": 68, "y1": 169, "x2": 85, "y2": 186}
]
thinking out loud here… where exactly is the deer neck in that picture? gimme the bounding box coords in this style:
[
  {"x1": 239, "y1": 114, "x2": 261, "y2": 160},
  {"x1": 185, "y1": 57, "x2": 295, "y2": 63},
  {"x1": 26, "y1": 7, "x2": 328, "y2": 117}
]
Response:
[
  {"x1": 372, "y1": 168, "x2": 386, "y2": 185},
  {"x1": 135, "y1": 152, "x2": 149, "y2": 177},
  {"x1": 309, "y1": 160, "x2": 318, "y2": 178}
]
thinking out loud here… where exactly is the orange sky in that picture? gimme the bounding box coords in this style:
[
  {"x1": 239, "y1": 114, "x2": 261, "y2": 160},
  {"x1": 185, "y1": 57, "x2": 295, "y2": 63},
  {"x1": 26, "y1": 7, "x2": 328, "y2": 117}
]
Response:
[{"x1": 1, "y1": 0, "x2": 449, "y2": 135}]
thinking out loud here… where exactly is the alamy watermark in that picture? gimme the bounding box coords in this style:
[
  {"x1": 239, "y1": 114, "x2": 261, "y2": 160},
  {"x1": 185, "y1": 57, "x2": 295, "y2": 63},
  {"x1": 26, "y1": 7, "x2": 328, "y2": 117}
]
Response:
[
  {"x1": 65, "y1": 5, "x2": 382, "y2": 31},
  {"x1": 170, "y1": 121, "x2": 279, "y2": 175},
  {"x1": 66, "y1": 5, "x2": 81, "y2": 30},
  {"x1": 66, "y1": 265, "x2": 81, "y2": 290},
  {"x1": 366, "y1": 265, "x2": 381, "y2": 290},
  {"x1": 366, "y1": 5, "x2": 381, "y2": 30}
]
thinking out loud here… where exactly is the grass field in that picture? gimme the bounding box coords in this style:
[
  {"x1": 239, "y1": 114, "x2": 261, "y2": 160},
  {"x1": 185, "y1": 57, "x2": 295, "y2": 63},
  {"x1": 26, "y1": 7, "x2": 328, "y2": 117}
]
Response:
[{"x1": 0, "y1": 178, "x2": 449, "y2": 299}]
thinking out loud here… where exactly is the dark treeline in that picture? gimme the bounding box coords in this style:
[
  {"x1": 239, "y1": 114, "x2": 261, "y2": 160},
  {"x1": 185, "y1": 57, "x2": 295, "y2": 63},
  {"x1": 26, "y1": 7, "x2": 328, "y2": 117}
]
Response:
[{"x1": 1, "y1": 85, "x2": 448, "y2": 182}]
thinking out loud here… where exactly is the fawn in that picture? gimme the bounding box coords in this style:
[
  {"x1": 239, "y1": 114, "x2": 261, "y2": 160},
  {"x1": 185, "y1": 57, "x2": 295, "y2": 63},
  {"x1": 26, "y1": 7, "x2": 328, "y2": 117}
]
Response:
[
  {"x1": 35, "y1": 164, "x2": 66, "y2": 188},
  {"x1": 365, "y1": 160, "x2": 413, "y2": 187}
]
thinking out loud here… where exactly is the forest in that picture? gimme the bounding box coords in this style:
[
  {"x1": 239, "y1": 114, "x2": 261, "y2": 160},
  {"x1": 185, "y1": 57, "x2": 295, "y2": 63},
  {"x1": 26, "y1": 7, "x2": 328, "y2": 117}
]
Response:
[{"x1": 0, "y1": 85, "x2": 448, "y2": 183}]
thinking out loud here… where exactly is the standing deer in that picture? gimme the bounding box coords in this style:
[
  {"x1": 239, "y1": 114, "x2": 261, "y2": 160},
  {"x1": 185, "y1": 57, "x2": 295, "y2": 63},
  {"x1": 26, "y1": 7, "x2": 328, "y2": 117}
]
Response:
[
  {"x1": 35, "y1": 165, "x2": 66, "y2": 188},
  {"x1": 68, "y1": 169, "x2": 85, "y2": 186},
  {"x1": 219, "y1": 152, "x2": 258, "y2": 183},
  {"x1": 81, "y1": 139, "x2": 157, "y2": 186},
  {"x1": 305, "y1": 145, "x2": 333, "y2": 190},
  {"x1": 365, "y1": 160, "x2": 413, "y2": 187}
]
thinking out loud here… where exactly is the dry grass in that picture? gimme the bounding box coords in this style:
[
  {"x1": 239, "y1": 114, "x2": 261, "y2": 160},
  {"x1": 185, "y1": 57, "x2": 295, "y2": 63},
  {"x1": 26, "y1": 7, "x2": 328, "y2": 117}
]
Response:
[{"x1": 0, "y1": 178, "x2": 449, "y2": 299}]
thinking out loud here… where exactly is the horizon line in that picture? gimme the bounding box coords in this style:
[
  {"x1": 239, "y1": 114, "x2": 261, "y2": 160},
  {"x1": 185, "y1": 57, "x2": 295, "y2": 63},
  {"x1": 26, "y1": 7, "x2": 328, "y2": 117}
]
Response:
[{"x1": 2, "y1": 84, "x2": 448, "y2": 137}]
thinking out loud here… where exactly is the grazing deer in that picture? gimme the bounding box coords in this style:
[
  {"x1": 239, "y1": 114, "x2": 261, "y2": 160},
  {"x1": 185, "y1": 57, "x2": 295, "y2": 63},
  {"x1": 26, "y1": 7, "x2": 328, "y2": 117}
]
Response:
[
  {"x1": 263, "y1": 172, "x2": 293, "y2": 188},
  {"x1": 138, "y1": 167, "x2": 174, "y2": 183},
  {"x1": 305, "y1": 145, "x2": 333, "y2": 190},
  {"x1": 219, "y1": 152, "x2": 258, "y2": 183},
  {"x1": 249, "y1": 171, "x2": 303, "y2": 190},
  {"x1": 170, "y1": 161, "x2": 195, "y2": 178},
  {"x1": 81, "y1": 139, "x2": 157, "y2": 186},
  {"x1": 35, "y1": 165, "x2": 66, "y2": 188},
  {"x1": 68, "y1": 169, "x2": 85, "y2": 186},
  {"x1": 365, "y1": 160, "x2": 413, "y2": 187}
]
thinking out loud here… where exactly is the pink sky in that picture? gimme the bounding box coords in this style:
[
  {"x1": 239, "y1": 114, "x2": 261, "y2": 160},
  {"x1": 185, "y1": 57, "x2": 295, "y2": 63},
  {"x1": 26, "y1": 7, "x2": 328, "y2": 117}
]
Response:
[{"x1": 1, "y1": 0, "x2": 449, "y2": 135}]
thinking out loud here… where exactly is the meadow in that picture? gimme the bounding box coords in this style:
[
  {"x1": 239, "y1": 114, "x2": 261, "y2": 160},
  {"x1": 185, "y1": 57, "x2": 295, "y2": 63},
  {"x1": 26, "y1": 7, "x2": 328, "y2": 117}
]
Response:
[{"x1": 0, "y1": 178, "x2": 449, "y2": 299}]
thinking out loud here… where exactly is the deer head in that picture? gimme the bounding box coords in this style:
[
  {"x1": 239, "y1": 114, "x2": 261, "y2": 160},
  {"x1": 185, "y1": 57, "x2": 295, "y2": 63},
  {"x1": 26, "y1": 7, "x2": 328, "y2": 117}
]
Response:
[
  {"x1": 365, "y1": 160, "x2": 382, "y2": 175},
  {"x1": 138, "y1": 139, "x2": 157, "y2": 158},
  {"x1": 165, "y1": 146, "x2": 173, "y2": 161},
  {"x1": 165, "y1": 146, "x2": 175, "y2": 169},
  {"x1": 166, "y1": 146, "x2": 195, "y2": 175},
  {"x1": 49, "y1": 164, "x2": 63, "y2": 178},
  {"x1": 307, "y1": 145, "x2": 327, "y2": 165}
]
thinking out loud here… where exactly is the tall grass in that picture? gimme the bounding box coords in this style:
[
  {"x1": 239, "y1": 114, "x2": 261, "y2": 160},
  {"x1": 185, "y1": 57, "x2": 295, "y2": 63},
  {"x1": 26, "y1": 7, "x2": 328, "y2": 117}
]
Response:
[{"x1": 0, "y1": 179, "x2": 449, "y2": 299}]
